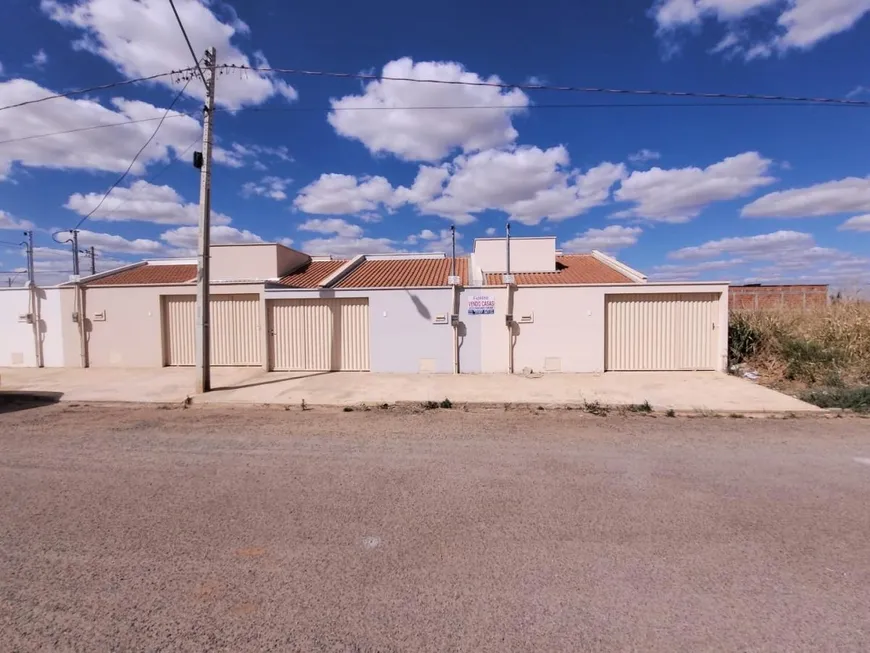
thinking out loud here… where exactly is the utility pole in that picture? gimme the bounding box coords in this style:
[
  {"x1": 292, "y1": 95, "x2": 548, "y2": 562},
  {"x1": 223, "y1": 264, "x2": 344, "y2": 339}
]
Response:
[
  {"x1": 25, "y1": 230, "x2": 34, "y2": 286},
  {"x1": 70, "y1": 229, "x2": 80, "y2": 277},
  {"x1": 195, "y1": 47, "x2": 217, "y2": 394},
  {"x1": 82, "y1": 246, "x2": 96, "y2": 275}
]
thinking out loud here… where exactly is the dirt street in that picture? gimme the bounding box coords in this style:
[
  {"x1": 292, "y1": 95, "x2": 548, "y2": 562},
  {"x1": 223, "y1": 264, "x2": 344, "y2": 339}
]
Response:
[{"x1": 1, "y1": 403, "x2": 868, "y2": 652}]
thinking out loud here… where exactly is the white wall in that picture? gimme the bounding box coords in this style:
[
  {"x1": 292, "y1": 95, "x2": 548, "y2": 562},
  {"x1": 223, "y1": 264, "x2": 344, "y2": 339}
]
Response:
[
  {"x1": 83, "y1": 283, "x2": 264, "y2": 368},
  {"x1": 472, "y1": 284, "x2": 729, "y2": 373},
  {"x1": 266, "y1": 288, "x2": 463, "y2": 373},
  {"x1": 0, "y1": 287, "x2": 71, "y2": 368},
  {"x1": 472, "y1": 237, "x2": 557, "y2": 273},
  {"x1": 0, "y1": 288, "x2": 39, "y2": 367}
]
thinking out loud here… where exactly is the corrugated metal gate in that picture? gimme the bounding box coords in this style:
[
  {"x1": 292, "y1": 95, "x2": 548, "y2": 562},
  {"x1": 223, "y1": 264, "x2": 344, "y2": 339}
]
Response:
[
  {"x1": 162, "y1": 294, "x2": 261, "y2": 366},
  {"x1": 605, "y1": 293, "x2": 718, "y2": 371},
  {"x1": 268, "y1": 298, "x2": 369, "y2": 371}
]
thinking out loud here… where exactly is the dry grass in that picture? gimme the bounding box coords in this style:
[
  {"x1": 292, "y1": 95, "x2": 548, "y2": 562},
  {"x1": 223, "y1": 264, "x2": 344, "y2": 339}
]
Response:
[{"x1": 730, "y1": 302, "x2": 870, "y2": 390}]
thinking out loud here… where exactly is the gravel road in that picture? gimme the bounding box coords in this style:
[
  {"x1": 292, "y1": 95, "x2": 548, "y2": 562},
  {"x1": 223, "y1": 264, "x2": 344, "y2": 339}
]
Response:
[{"x1": 1, "y1": 403, "x2": 869, "y2": 652}]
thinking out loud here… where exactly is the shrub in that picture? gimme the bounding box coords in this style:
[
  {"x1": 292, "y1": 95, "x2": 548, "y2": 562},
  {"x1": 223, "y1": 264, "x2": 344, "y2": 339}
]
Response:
[
  {"x1": 800, "y1": 387, "x2": 870, "y2": 413},
  {"x1": 729, "y1": 303, "x2": 870, "y2": 388},
  {"x1": 626, "y1": 400, "x2": 652, "y2": 414}
]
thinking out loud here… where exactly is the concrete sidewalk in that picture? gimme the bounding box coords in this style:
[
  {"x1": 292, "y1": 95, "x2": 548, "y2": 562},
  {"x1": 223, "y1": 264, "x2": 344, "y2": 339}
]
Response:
[{"x1": 0, "y1": 367, "x2": 821, "y2": 413}]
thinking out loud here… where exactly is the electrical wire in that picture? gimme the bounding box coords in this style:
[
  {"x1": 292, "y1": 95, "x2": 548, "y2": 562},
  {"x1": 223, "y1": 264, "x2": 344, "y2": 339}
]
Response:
[
  {"x1": 0, "y1": 69, "x2": 194, "y2": 112},
  {"x1": 0, "y1": 113, "x2": 197, "y2": 147},
  {"x1": 228, "y1": 63, "x2": 870, "y2": 107},
  {"x1": 2, "y1": 99, "x2": 863, "y2": 149},
  {"x1": 0, "y1": 239, "x2": 26, "y2": 247},
  {"x1": 168, "y1": 0, "x2": 207, "y2": 86},
  {"x1": 93, "y1": 135, "x2": 200, "y2": 219},
  {"x1": 72, "y1": 76, "x2": 195, "y2": 230}
]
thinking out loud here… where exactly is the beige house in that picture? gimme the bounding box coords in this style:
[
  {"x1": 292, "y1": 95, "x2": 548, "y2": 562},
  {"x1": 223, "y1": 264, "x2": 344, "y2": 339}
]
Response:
[{"x1": 0, "y1": 237, "x2": 729, "y2": 374}]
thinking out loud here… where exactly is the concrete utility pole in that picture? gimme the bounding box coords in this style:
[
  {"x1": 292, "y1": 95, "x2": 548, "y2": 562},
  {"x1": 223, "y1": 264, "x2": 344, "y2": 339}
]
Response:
[
  {"x1": 69, "y1": 230, "x2": 80, "y2": 277},
  {"x1": 25, "y1": 230, "x2": 34, "y2": 286},
  {"x1": 84, "y1": 246, "x2": 96, "y2": 275},
  {"x1": 195, "y1": 47, "x2": 217, "y2": 394}
]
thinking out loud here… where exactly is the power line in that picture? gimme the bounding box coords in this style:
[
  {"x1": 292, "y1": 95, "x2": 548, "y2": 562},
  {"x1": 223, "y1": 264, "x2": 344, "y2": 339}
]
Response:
[
  {"x1": 0, "y1": 69, "x2": 194, "y2": 113},
  {"x1": 0, "y1": 113, "x2": 197, "y2": 147},
  {"x1": 2, "y1": 99, "x2": 862, "y2": 149},
  {"x1": 228, "y1": 64, "x2": 870, "y2": 107},
  {"x1": 0, "y1": 239, "x2": 26, "y2": 247},
  {"x1": 217, "y1": 100, "x2": 867, "y2": 113},
  {"x1": 72, "y1": 76, "x2": 195, "y2": 230},
  {"x1": 168, "y1": 0, "x2": 207, "y2": 86},
  {"x1": 92, "y1": 135, "x2": 200, "y2": 219}
]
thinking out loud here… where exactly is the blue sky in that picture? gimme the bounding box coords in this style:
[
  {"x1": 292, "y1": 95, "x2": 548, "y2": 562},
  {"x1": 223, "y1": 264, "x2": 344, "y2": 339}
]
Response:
[{"x1": 1, "y1": 0, "x2": 869, "y2": 290}]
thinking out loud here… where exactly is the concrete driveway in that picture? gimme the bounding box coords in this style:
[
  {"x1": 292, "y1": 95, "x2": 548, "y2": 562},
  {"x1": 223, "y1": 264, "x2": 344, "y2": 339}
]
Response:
[{"x1": 0, "y1": 366, "x2": 819, "y2": 413}]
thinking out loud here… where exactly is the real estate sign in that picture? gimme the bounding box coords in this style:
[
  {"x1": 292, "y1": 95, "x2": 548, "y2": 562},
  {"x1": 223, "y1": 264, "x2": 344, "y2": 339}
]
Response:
[{"x1": 467, "y1": 294, "x2": 495, "y2": 315}]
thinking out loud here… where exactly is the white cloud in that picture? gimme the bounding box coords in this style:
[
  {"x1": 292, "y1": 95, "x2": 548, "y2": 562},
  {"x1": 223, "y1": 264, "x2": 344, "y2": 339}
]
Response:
[
  {"x1": 0, "y1": 210, "x2": 35, "y2": 230},
  {"x1": 839, "y1": 214, "x2": 870, "y2": 231},
  {"x1": 301, "y1": 235, "x2": 396, "y2": 257},
  {"x1": 393, "y1": 166, "x2": 450, "y2": 205},
  {"x1": 41, "y1": 0, "x2": 298, "y2": 110},
  {"x1": 485, "y1": 227, "x2": 497, "y2": 236},
  {"x1": 30, "y1": 49, "x2": 49, "y2": 68},
  {"x1": 405, "y1": 228, "x2": 460, "y2": 252},
  {"x1": 24, "y1": 246, "x2": 130, "y2": 283},
  {"x1": 628, "y1": 149, "x2": 661, "y2": 164},
  {"x1": 0, "y1": 80, "x2": 201, "y2": 180},
  {"x1": 160, "y1": 225, "x2": 264, "y2": 251},
  {"x1": 742, "y1": 176, "x2": 870, "y2": 218},
  {"x1": 298, "y1": 218, "x2": 363, "y2": 238},
  {"x1": 77, "y1": 229, "x2": 164, "y2": 254},
  {"x1": 847, "y1": 85, "x2": 870, "y2": 98},
  {"x1": 241, "y1": 176, "x2": 291, "y2": 201},
  {"x1": 615, "y1": 152, "x2": 774, "y2": 222},
  {"x1": 328, "y1": 57, "x2": 528, "y2": 162},
  {"x1": 294, "y1": 147, "x2": 626, "y2": 226},
  {"x1": 665, "y1": 229, "x2": 869, "y2": 285},
  {"x1": 669, "y1": 230, "x2": 815, "y2": 260},
  {"x1": 419, "y1": 147, "x2": 627, "y2": 225},
  {"x1": 652, "y1": 0, "x2": 870, "y2": 58},
  {"x1": 64, "y1": 180, "x2": 231, "y2": 225},
  {"x1": 561, "y1": 225, "x2": 642, "y2": 253},
  {"x1": 213, "y1": 142, "x2": 292, "y2": 170},
  {"x1": 649, "y1": 259, "x2": 743, "y2": 280},
  {"x1": 294, "y1": 174, "x2": 399, "y2": 215}
]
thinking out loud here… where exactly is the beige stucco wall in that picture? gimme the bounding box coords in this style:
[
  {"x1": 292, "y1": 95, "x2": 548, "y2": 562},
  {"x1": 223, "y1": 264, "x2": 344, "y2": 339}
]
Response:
[
  {"x1": 474, "y1": 283, "x2": 729, "y2": 374},
  {"x1": 82, "y1": 283, "x2": 264, "y2": 368},
  {"x1": 472, "y1": 237, "x2": 557, "y2": 273},
  {"x1": 211, "y1": 244, "x2": 298, "y2": 281},
  {"x1": 275, "y1": 244, "x2": 310, "y2": 277}
]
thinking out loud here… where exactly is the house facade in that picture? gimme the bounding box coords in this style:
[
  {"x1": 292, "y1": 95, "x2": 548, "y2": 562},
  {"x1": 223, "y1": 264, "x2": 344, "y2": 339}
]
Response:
[{"x1": 0, "y1": 237, "x2": 729, "y2": 374}]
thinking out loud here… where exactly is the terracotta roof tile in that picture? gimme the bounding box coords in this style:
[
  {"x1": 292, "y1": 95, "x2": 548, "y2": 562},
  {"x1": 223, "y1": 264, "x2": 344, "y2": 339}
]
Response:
[
  {"x1": 336, "y1": 257, "x2": 469, "y2": 288},
  {"x1": 275, "y1": 259, "x2": 347, "y2": 288},
  {"x1": 87, "y1": 264, "x2": 196, "y2": 286},
  {"x1": 484, "y1": 255, "x2": 634, "y2": 286}
]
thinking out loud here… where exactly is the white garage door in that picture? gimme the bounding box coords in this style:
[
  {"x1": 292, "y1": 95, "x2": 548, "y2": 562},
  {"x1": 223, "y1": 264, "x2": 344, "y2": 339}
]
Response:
[
  {"x1": 268, "y1": 298, "x2": 369, "y2": 371},
  {"x1": 606, "y1": 293, "x2": 719, "y2": 371},
  {"x1": 162, "y1": 294, "x2": 261, "y2": 367}
]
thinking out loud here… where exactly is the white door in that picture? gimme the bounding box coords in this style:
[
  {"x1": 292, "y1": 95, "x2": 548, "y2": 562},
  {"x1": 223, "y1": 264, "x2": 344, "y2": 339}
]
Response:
[
  {"x1": 605, "y1": 293, "x2": 718, "y2": 371},
  {"x1": 162, "y1": 294, "x2": 261, "y2": 366},
  {"x1": 268, "y1": 298, "x2": 369, "y2": 371}
]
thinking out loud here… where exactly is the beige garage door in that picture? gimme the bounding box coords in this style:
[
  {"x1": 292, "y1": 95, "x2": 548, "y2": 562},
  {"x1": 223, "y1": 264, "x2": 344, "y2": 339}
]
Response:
[
  {"x1": 163, "y1": 294, "x2": 261, "y2": 366},
  {"x1": 606, "y1": 293, "x2": 719, "y2": 371},
  {"x1": 268, "y1": 298, "x2": 369, "y2": 371}
]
